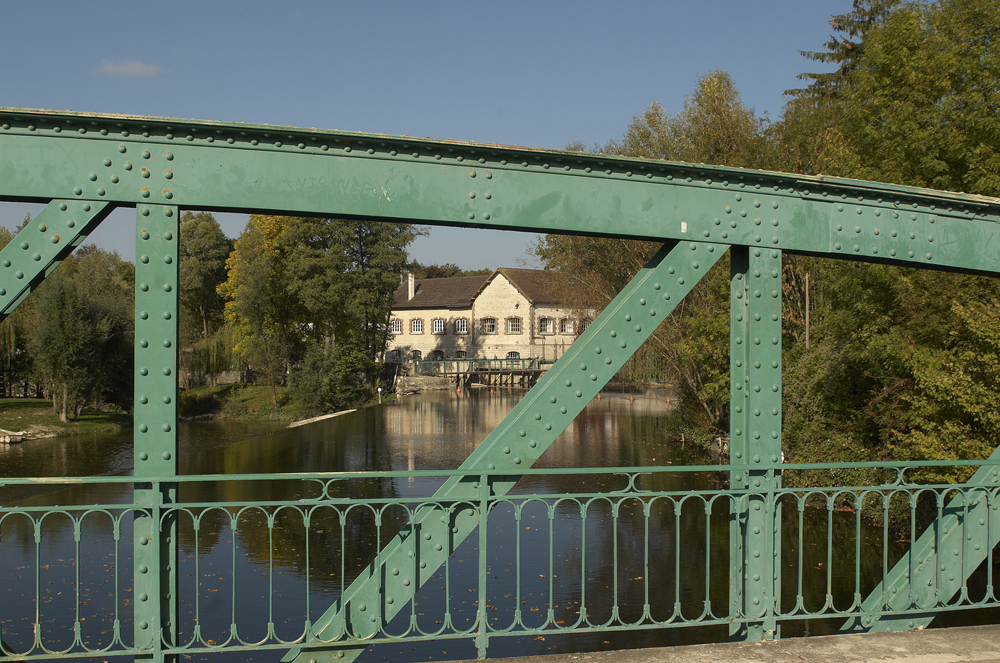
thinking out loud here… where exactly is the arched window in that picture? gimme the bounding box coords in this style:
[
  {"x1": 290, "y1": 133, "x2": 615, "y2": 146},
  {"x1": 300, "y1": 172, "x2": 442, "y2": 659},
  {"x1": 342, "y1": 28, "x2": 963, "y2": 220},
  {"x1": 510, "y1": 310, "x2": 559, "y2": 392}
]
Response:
[
  {"x1": 411, "y1": 319, "x2": 423, "y2": 334},
  {"x1": 455, "y1": 350, "x2": 467, "y2": 358},
  {"x1": 411, "y1": 349, "x2": 422, "y2": 361},
  {"x1": 431, "y1": 350, "x2": 444, "y2": 360},
  {"x1": 390, "y1": 319, "x2": 402, "y2": 335},
  {"x1": 506, "y1": 317, "x2": 521, "y2": 334},
  {"x1": 506, "y1": 351, "x2": 521, "y2": 359},
  {"x1": 560, "y1": 318, "x2": 573, "y2": 334},
  {"x1": 454, "y1": 318, "x2": 468, "y2": 334},
  {"x1": 481, "y1": 317, "x2": 497, "y2": 334},
  {"x1": 539, "y1": 317, "x2": 553, "y2": 334}
]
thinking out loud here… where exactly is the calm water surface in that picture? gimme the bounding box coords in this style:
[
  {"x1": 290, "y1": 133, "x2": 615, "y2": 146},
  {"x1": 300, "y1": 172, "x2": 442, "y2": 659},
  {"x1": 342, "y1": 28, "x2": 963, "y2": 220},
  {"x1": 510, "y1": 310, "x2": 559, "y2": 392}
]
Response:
[{"x1": 0, "y1": 389, "x2": 972, "y2": 662}]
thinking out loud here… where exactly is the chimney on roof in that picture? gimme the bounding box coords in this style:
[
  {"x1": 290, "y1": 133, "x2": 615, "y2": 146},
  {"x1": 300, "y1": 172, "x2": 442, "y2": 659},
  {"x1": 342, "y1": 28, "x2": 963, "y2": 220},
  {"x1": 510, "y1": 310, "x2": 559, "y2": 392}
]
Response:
[{"x1": 407, "y1": 273, "x2": 415, "y2": 301}]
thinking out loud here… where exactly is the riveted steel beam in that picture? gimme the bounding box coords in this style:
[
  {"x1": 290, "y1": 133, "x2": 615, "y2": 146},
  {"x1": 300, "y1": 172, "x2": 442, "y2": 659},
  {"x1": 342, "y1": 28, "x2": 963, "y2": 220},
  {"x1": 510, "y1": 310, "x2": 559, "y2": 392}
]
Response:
[
  {"x1": 133, "y1": 204, "x2": 179, "y2": 662},
  {"x1": 2, "y1": 109, "x2": 1000, "y2": 276},
  {"x1": 729, "y1": 247, "x2": 783, "y2": 641},
  {"x1": 0, "y1": 199, "x2": 114, "y2": 323},
  {"x1": 839, "y1": 449, "x2": 1000, "y2": 634},
  {"x1": 282, "y1": 240, "x2": 726, "y2": 662}
]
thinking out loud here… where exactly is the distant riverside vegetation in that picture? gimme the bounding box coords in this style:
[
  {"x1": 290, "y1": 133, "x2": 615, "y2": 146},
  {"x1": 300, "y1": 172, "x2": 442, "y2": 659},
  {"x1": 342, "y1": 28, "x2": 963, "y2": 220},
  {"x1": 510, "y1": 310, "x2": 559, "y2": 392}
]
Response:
[{"x1": 1, "y1": 0, "x2": 997, "y2": 491}]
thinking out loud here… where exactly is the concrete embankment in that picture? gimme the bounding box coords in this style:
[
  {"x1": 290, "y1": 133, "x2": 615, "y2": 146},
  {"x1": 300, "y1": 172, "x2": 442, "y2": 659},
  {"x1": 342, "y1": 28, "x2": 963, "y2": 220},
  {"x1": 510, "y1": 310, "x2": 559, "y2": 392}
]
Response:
[
  {"x1": 396, "y1": 375, "x2": 454, "y2": 395},
  {"x1": 287, "y1": 409, "x2": 357, "y2": 428}
]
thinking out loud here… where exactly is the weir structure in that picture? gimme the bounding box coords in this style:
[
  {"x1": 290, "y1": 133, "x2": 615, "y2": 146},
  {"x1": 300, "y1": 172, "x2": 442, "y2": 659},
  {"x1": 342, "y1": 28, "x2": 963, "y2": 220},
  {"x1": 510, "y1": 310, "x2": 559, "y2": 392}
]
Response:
[{"x1": 0, "y1": 108, "x2": 999, "y2": 662}]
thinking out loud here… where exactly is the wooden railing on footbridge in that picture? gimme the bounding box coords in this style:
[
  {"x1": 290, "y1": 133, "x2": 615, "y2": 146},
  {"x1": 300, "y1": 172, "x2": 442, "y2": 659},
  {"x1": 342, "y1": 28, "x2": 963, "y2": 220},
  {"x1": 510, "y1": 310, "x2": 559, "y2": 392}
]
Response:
[{"x1": 415, "y1": 357, "x2": 540, "y2": 376}]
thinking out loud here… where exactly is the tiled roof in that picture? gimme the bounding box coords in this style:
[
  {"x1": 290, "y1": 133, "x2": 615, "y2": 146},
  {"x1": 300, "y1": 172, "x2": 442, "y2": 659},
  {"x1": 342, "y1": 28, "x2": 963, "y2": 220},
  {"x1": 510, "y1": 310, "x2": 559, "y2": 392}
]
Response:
[
  {"x1": 496, "y1": 268, "x2": 561, "y2": 305},
  {"x1": 392, "y1": 274, "x2": 490, "y2": 309},
  {"x1": 392, "y1": 269, "x2": 564, "y2": 310}
]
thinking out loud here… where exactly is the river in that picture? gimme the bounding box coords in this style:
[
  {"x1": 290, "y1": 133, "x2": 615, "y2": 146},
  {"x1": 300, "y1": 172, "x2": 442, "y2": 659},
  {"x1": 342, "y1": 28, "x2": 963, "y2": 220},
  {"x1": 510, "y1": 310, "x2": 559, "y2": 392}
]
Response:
[{"x1": 0, "y1": 388, "x2": 981, "y2": 662}]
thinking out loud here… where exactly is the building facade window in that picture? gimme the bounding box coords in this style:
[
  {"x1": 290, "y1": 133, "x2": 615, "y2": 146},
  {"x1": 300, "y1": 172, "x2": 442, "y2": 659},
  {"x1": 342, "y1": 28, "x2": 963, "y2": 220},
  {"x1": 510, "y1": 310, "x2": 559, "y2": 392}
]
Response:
[
  {"x1": 389, "y1": 349, "x2": 401, "y2": 362},
  {"x1": 455, "y1": 350, "x2": 467, "y2": 358},
  {"x1": 539, "y1": 317, "x2": 553, "y2": 334},
  {"x1": 432, "y1": 318, "x2": 446, "y2": 334},
  {"x1": 507, "y1": 351, "x2": 521, "y2": 359},
  {"x1": 390, "y1": 319, "x2": 402, "y2": 335},
  {"x1": 560, "y1": 318, "x2": 573, "y2": 334},
  {"x1": 481, "y1": 317, "x2": 497, "y2": 334},
  {"x1": 410, "y1": 319, "x2": 423, "y2": 334},
  {"x1": 431, "y1": 350, "x2": 444, "y2": 360},
  {"x1": 454, "y1": 318, "x2": 468, "y2": 334},
  {"x1": 411, "y1": 349, "x2": 422, "y2": 361},
  {"x1": 506, "y1": 317, "x2": 521, "y2": 334},
  {"x1": 579, "y1": 320, "x2": 589, "y2": 333}
]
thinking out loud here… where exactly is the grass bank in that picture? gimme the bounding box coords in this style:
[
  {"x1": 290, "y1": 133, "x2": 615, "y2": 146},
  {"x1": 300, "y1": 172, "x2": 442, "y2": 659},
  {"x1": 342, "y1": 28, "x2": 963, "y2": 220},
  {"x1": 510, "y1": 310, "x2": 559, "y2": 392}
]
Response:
[
  {"x1": 179, "y1": 384, "x2": 302, "y2": 422},
  {"x1": 180, "y1": 384, "x2": 394, "y2": 422},
  {"x1": 0, "y1": 398, "x2": 131, "y2": 438}
]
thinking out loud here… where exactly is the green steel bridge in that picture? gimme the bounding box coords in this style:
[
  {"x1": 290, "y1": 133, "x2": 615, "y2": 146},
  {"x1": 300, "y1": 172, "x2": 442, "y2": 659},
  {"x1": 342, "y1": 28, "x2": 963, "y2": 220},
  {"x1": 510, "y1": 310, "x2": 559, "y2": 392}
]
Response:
[{"x1": 1, "y1": 107, "x2": 999, "y2": 662}]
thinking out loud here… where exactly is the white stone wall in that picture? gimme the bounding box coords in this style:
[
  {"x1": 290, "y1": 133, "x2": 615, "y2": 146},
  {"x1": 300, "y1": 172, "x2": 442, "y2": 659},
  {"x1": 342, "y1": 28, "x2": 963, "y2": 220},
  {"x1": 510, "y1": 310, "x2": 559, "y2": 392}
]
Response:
[
  {"x1": 386, "y1": 307, "x2": 474, "y2": 362},
  {"x1": 471, "y1": 276, "x2": 533, "y2": 359},
  {"x1": 531, "y1": 304, "x2": 584, "y2": 362}
]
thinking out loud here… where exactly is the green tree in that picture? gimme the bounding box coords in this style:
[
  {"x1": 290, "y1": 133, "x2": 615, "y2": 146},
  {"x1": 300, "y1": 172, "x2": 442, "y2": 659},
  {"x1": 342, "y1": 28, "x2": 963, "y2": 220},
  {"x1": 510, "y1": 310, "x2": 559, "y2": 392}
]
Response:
[
  {"x1": 788, "y1": 0, "x2": 902, "y2": 98},
  {"x1": 28, "y1": 247, "x2": 133, "y2": 420},
  {"x1": 835, "y1": 0, "x2": 1000, "y2": 195},
  {"x1": 405, "y1": 261, "x2": 491, "y2": 279},
  {"x1": 220, "y1": 215, "x2": 299, "y2": 404},
  {"x1": 605, "y1": 70, "x2": 772, "y2": 168},
  {"x1": 537, "y1": 71, "x2": 770, "y2": 434},
  {"x1": 179, "y1": 212, "x2": 231, "y2": 339}
]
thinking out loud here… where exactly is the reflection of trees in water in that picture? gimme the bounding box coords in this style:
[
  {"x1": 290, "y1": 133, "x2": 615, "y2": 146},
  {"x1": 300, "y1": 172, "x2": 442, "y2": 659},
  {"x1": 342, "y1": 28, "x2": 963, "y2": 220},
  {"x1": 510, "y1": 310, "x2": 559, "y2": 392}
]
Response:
[{"x1": 5, "y1": 396, "x2": 1000, "y2": 659}]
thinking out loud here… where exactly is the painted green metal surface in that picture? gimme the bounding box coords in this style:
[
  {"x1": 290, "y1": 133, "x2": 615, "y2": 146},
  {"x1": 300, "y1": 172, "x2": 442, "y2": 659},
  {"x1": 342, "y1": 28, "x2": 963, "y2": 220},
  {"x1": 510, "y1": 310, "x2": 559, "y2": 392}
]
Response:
[
  {"x1": 0, "y1": 199, "x2": 113, "y2": 323},
  {"x1": 282, "y1": 240, "x2": 726, "y2": 661},
  {"x1": 2, "y1": 109, "x2": 1000, "y2": 276},
  {"x1": 728, "y1": 247, "x2": 783, "y2": 641},
  {"x1": 132, "y1": 204, "x2": 179, "y2": 662},
  {"x1": 839, "y1": 447, "x2": 1000, "y2": 634},
  {"x1": 2, "y1": 107, "x2": 1000, "y2": 658}
]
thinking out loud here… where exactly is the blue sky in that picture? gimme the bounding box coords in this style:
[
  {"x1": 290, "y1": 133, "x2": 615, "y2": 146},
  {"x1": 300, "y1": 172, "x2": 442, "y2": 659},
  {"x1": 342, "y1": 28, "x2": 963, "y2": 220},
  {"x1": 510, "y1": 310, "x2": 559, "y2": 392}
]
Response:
[{"x1": 0, "y1": 0, "x2": 847, "y2": 270}]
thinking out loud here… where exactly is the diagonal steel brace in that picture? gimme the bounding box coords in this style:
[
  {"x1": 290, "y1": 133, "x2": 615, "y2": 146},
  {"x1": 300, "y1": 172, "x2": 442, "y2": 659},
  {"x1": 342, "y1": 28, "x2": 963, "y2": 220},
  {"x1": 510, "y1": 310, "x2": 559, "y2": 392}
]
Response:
[
  {"x1": 283, "y1": 239, "x2": 727, "y2": 662},
  {"x1": 0, "y1": 199, "x2": 114, "y2": 323},
  {"x1": 840, "y1": 448, "x2": 1000, "y2": 634}
]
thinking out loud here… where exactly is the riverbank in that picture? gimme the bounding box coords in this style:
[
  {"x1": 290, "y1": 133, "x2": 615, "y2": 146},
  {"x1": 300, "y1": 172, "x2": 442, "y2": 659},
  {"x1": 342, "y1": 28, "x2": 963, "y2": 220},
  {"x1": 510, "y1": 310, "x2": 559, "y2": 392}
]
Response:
[
  {"x1": 178, "y1": 383, "x2": 394, "y2": 422},
  {"x1": 0, "y1": 398, "x2": 130, "y2": 439},
  {"x1": 179, "y1": 384, "x2": 300, "y2": 421}
]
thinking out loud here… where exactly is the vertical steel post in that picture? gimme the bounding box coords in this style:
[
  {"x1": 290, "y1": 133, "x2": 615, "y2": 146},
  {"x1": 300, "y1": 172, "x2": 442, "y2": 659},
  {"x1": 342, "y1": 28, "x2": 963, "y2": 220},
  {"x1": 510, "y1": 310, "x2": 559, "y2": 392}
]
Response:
[
  {"x1": 476, "y1": 474, "x2": 489, "y2": 659},
  {"x1": 133, "y1": 204, "x2": 179, "y2": 662},
  {"x1": 729, "y1": 246, "x2": 782, "y2": 641}
]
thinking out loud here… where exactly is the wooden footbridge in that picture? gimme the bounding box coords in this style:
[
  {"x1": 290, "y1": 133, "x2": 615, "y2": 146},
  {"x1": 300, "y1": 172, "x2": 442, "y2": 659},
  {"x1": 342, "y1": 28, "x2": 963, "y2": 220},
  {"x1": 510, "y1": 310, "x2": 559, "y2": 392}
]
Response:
[{"x1": 415, "y1": 358, "x2": 545, "y2": 387}]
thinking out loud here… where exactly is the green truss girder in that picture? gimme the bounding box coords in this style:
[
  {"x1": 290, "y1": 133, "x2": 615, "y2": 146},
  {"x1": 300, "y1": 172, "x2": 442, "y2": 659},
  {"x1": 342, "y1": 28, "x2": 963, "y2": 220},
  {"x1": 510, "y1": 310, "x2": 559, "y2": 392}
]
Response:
[
  {"x1": 839, "y1": 447, "x2": 1000, "y2": 634},
  {"x1": 2, "y1": 108, "x2": 1000, "y2": 276},
  {"x1": 2, "y1": 108, "x2": 1000, "y2": 656},
  {"x1": 0, "y1": 199, "x2": 113, "y2": 323},
  {"x1": 282, "y1": 240, "x2": 726, "y2": 662},
  {"x1": 729, "y1": 247, "x2": 783, "y2": 641}
]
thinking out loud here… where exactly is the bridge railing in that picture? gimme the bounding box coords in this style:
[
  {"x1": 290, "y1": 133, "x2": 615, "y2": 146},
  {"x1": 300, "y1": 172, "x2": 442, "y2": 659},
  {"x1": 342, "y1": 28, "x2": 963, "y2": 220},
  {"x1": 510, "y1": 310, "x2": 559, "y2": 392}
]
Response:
[
  {"x1": 2, "y1": 459, "x2": 997, "y2": 660},
  {"x1": 415, "y1": 358, "x2": 540, "y2": 376}
]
